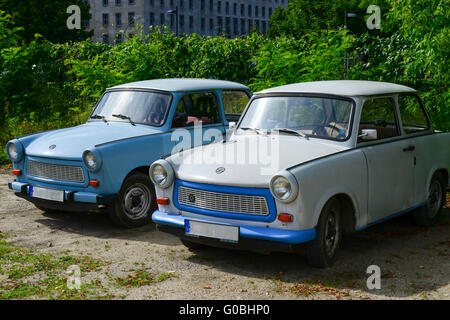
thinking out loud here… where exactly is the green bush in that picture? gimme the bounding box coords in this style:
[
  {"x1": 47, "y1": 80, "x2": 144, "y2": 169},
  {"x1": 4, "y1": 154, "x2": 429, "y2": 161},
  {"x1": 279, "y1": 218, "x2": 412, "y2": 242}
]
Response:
[{"x1": 0, "y1": 3, "x2": 448, "y2": 164}]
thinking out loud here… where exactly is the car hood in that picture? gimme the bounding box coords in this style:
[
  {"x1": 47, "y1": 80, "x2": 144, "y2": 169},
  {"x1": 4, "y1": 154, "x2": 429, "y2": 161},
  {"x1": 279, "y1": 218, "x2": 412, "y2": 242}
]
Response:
[
  {"x1": 168, "y1": 134, "x2": 347, "y2": 188},
  {"x1": 23, "y1": 122, "x2": 161, "y2": 160}
]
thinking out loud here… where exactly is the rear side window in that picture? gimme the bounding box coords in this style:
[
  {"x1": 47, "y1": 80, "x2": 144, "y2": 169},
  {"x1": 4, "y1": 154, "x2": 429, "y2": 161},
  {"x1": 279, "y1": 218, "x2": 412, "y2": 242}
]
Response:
[
  {"x1": 172, "y1": 92, "x2": 220, "y2": 128},
  {"x1": 398, "y1": 95, "x2": 430, "y2": 134},
  {"x1": 222, "y1": 90, "x2": 250, "y2": 122},
  {"x1": 359, "y1": 98, "x2": 400, "y2": 141}
]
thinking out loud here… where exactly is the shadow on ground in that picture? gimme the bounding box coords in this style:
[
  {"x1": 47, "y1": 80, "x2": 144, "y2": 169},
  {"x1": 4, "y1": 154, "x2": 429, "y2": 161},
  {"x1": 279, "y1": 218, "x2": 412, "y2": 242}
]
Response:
[{"x1": 34, "y1": 193, "x2": 450, "y2": 298}]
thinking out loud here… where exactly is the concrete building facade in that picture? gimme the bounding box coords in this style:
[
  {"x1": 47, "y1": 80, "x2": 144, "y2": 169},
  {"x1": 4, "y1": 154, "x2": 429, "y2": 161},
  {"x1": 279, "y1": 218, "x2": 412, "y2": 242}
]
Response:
[{"x1": 86, "y1": 0, "x2": 288, "y2": 44}]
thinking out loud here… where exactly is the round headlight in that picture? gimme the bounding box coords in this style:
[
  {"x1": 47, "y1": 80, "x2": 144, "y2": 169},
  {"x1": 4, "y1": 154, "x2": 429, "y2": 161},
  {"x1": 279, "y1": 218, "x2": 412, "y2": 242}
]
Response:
[
  {"x1": 83, "y1": 149, "x2": 102, "y2": 172},
  {"x1": 150, "y1": 160, "x2": 174, "y2": 189},
  {"x1": 6, "y1": 140, "x2": 24, "y2": 162},
  {"x1": 270, "y1": 171, "x2": 299, "y2": 203},
  {"x1": 7, "y1": 143, "x2": 18, "y2": 161}
]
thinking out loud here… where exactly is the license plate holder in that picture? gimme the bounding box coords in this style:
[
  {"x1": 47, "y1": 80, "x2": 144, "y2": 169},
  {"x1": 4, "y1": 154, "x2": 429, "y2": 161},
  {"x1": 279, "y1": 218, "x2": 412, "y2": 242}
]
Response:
[
  {"x1": 185, "y1": 220, "x2": 239, "y2": 243},
  {"x1": 30, "y1": 185, "x2": 64, "y2": 202}
]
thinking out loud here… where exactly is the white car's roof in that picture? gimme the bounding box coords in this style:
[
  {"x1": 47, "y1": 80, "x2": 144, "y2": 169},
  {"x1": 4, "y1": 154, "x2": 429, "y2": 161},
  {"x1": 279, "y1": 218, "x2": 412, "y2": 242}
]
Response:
[
  {"x1": 256, "y1": 80, "x2": 417, "y2": 97},
  {"x1": 109, "y1": 78, "x2": 249, "y2": 92}
]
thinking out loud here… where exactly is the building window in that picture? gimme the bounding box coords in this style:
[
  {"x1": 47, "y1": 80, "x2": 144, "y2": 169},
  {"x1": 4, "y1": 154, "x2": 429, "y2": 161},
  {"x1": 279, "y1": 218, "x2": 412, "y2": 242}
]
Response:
[
  {"x1": 217, "y1": 16, "x2": 223, "y2": 34},
  {"x1": 255, "y1": 6, "x2": 259, "y2": 18},
  {"x1": 248, "y1": 5, "x2": 252, "y2": 17},
  {"x1": 210, "y1": 0, "x2": 213, "y2": 12},
  {"x1": 262, "y1": 7, "x2": 266, "y2": 18},
  {"x1": 160, "y1": 13, "x2": 165, "y2": 25},
  {"x1": 170, "y1": 14, "x2": 174, "y2": 27},
  {"x1": 201, "y1": 18, "x2": 205, "y2": 30},
  {"x1": 226, "y1": 2, "x2": 229, "y2": 15},
  {"x1": 209, "y1": 18, "x2": 214, "y2": 31},
  {"x1": 225, "y1": 17, "x2": 230, "y2": 35},
  {"x1": 102, "y1": 14, "x2": 109, "y2": 26},
  {"x1": 115, "y1": 0, "x2": 121, "y2": 6},
  {"x1": 201, "y1": 0, "x2": 205, "y2": 10},
  {"x1": 160, "y1": 0, "x2": 164, "y2": 8},
  {"x1": 150, "y1": 12, "x2": 155, "y2": 25},
  {"x1": 269, "y1": 8, "x2": 273, "y2": 17},
  {"x1": 233, "y1": 3, "x2": 237, "y2": 16},
  {"x1": 241, "y1": 18, "x2": 245, "y2": 34},
  {"x1": 218, "y1": 1, "x2": 221, "y2": 13},
  {"x1": 180, "y1": 15, "x2": 184, "y2": 27},
  {"x1": 189, "y1": 0, "x2": 193, "y2": 10},
  {"x1": 115, "y1": 13, "x2": 122, "y2": 26},
  {"x1": 180, "y1": 0, "x2": 184, "y2": 9},
  {"x1": 103, "y1": 0, "x2": 108, "y2": 6},
  {"x1": 129, "y1": 0, "x2": 135, "y2": 4},
  {"x1": 189, "y1": 16, "x2": 194, "y2": 29},
  {"x1": 102, "y1": 34, "x2": 109, "y2": 44},
  {"x1": 128, "y1": 12, "x2": 135, "y2": 26},
  {"x1": 233, "y1": 17, "x2": 238, "y2": 35},
  {"x1": 150, "y1": 0, "x2": 154, "y2": 7},
  {"x1": 240, "y1": 4, "x2": 244, "y2": 16}
]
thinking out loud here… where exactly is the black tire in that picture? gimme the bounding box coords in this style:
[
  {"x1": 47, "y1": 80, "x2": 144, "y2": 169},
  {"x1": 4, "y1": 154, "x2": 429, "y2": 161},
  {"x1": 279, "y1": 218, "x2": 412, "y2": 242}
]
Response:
[
  {"x1": 180, "y1": 239, "x2": 205, "y2": 251},
  {"x1": 306, "y1": 197, "x2": 343, "y2": 268},
  {"x1": 412, "y1": 172, "x2": 446, "y2": 227},
  {"x1": 108, "y1": 172, "x2": 156, "y2": 228}
]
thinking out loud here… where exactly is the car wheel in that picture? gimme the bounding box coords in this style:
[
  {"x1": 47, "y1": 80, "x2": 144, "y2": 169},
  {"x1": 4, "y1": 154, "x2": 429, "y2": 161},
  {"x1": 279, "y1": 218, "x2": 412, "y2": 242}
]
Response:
[
  {"x1": 108, "y1": 172, "x2": 156, "y2": 228},
  {"x1": 412, "y1": 172, "x2": 446, "y2": 227},
  {"x1": 306, "y1": 197, "x2": 343, "y2": 268}
]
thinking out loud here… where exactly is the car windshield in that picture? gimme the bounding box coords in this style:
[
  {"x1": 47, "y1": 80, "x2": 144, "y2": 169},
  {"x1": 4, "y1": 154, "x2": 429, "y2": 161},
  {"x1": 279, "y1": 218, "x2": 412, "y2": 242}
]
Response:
[
  {"x1": 238, "y1": 96, "x2": 354, "y2": 141},
  {"x1": 90, "y1": 91, "x2": 171, "y2": 126}
]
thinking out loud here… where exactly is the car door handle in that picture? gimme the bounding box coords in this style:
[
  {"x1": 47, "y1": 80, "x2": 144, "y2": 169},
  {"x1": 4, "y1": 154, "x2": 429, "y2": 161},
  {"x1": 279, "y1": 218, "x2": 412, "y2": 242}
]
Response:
[{"x1": 403, "y1": 145, "x2": 415, "y2": 152}]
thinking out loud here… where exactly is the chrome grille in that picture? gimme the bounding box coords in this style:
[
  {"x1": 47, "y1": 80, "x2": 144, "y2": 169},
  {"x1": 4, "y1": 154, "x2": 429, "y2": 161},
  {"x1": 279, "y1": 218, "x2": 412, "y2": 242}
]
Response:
[
  {"x1": 178, "y1": 186, "x2": 269, "y2": 216},
  {"x1": 27, "y1": 160, "x2": 85, "y2": 183}
]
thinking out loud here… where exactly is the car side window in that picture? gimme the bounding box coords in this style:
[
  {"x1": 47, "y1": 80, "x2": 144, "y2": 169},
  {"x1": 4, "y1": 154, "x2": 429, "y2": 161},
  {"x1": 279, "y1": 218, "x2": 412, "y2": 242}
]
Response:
[
  {"x1": 222, "y1": 90, "x2": 250, "y2": 123},
  {"x1": 398, "y1": 94, "x2": 430, "y2": 134},
  {"x1": 171, "y1": 92, "x2": 220, "y2": 128},
  {"x1": 359, "y1": 97, "x2": 400, "y2": 142}
]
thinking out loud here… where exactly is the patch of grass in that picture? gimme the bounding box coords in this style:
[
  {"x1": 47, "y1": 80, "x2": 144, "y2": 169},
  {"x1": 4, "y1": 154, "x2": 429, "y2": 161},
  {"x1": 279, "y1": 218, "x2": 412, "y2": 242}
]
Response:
[
  {"x1": 115, "y1": 270, "x2": 178, "y2": 288},
  {"x1": 0, "y1": 233, "x2": 110, "y2": 300}
]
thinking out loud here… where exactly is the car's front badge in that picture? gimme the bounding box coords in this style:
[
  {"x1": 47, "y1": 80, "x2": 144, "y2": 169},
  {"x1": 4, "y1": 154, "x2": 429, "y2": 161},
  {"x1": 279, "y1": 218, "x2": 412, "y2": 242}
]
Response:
[
  {"x1": 215, "y1": 167, "x2": 225, "y2": 174},
  {"x1": 49, "y1": 145, "x2": 56, "y2": 150}
]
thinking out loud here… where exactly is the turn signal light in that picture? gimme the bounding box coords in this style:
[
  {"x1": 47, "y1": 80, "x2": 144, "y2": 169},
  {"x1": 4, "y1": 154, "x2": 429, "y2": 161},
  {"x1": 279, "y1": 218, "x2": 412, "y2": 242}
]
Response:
[
  {"x1": 157, "y1": 198, "x2": 170, "y2": 205},
  {"x1": 277, "y1": 213, "x2": 294, "y2": 223},
  {"x1": 12, "y1": 170, "x2": 22, "y2": 176},
  {"x1": 89, "y1": 180, "x2": 100, "y2": 187}
]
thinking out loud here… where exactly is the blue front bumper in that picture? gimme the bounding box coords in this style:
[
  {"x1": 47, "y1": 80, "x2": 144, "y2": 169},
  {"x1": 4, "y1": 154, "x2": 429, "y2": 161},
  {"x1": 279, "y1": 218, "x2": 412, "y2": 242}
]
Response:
[
  {"x1": 152, "y1": 210, "x2": 316, "y2": 245},
  {"x1": 9, "y1": 181, "x2": 116, "y2": 210}
]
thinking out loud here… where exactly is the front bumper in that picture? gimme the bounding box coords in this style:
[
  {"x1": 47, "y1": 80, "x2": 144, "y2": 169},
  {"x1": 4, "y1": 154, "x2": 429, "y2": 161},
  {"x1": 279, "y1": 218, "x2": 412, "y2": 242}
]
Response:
[
  {"x1": 152, "y1": 210, "x2": 316, "y2": 252},
  {"x1": 8, "y1": 181, "x2": 117, "y2": 212}
]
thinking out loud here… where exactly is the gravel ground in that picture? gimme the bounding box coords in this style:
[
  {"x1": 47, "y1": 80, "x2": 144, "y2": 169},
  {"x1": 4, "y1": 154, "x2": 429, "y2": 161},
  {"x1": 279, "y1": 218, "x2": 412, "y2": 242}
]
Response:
[{"x1": 0, "y1": 169, "x2": 449, "y2": 300}]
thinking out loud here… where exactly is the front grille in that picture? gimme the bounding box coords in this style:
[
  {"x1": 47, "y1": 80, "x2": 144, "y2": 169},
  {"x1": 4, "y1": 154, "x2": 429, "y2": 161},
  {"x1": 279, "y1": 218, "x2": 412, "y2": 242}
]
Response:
[
  {"x1": 27, "y1": 159, "x2": 85, "y2": 183},
  {"x1": 178, "y1": 186, "x2": 269, "y2": 216}
]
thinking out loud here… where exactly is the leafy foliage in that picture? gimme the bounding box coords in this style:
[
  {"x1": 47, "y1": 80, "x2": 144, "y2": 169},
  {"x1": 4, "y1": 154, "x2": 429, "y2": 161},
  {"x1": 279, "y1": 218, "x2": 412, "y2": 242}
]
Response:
[{"x1": 0, "y1": 1, "x2": 449, "y2": 163}]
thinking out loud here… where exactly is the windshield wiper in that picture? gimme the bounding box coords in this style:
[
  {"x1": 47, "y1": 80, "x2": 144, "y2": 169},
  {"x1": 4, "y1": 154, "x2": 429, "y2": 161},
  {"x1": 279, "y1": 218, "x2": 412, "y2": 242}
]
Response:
[
  {"x1": 271, "y1": 128, "x2": 309, "y2": 140},
  {"x1": 112, "y1": 114, "x2": 136, "y2": 126},
  {"x1": 239, "y1": 127, "x2": 265, "y2": 135},
  {"x1": 90, "y1": 115, "x2": 108, "y2": 123}
]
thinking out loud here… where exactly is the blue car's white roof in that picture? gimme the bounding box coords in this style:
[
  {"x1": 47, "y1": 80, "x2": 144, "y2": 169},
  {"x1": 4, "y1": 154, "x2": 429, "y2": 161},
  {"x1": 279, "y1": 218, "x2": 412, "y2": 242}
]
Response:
[
  {"x1": 109, "y1": 78, "x2": 249, "y2": 92},
  {"x1": 256, "y1": 80, "x2": 417, "y2": 97}
]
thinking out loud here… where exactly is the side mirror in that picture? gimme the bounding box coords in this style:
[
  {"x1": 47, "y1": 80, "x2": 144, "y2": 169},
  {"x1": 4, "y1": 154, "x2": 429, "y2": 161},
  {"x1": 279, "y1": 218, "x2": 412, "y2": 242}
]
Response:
[
  {"x1": 358, "y1": 129, "x2": 377, "y2": 141},
  {"x1": 228, "y1": 122, "x2": 236, "y2": 130}
]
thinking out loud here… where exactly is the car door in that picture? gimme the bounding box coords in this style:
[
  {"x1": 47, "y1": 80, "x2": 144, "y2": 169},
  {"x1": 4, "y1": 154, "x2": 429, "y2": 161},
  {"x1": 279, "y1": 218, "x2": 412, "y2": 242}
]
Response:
[
  {"x1": 397, "y1": 94, "x2": 432, "y2": 205},
  {"x1": 169, "y1": 91, "x2": 225, "y2": 155},
  {"x1": 358, "y1": 97, "x2": 416, "y2": 224}
]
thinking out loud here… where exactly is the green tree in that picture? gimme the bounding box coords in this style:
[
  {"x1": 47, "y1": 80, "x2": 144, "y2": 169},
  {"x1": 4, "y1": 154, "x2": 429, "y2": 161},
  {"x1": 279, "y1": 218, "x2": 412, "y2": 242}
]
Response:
[
  {"x1": 268, "y1": 0, "x2": 367, "y2": 38},
  {"x1": 0, "y1": 0, "x2": 92, "y2": 43}
]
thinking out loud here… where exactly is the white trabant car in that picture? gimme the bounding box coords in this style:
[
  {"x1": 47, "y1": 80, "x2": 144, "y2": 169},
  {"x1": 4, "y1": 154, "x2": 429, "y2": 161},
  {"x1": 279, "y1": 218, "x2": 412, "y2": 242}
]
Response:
[{"x1": 149, "y1": 80, "x2": 449, "y2": 267}]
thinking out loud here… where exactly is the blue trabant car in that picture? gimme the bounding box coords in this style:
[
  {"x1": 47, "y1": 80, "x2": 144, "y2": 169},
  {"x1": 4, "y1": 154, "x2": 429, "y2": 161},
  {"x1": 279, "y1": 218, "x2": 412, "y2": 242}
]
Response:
[{"x1": 6, "y1": 79, "x2": 251, "y2": 228}]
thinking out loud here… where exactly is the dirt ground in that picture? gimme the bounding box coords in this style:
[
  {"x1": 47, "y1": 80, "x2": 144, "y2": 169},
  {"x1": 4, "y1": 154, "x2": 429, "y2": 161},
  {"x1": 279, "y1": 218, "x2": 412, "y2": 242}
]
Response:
[{"x1": 0, "y1": 169, "x2": 449, "y2": 300}]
